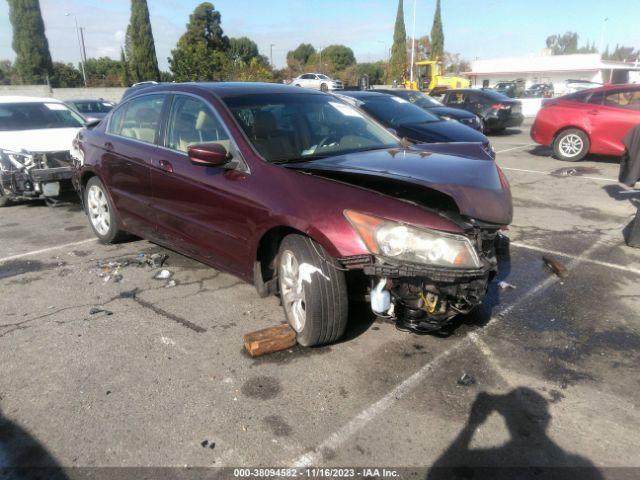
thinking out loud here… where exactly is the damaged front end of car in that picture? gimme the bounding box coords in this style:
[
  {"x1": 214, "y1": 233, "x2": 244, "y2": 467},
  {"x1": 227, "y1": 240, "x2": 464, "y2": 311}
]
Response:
[
  {"x1": 341, "y1": 211, "x2": 507, "y2": 332},
  {"x1": 0, "y1": 148, "x2": 74, "y2": 204}
]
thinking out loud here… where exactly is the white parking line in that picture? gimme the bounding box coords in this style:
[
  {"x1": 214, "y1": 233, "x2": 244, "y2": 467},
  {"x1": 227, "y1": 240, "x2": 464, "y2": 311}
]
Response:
[
  {"x1": 495, "y1": 143, "x2": 537, "y2": 154},
  {"x1": 511, "y1": 241, "x2": 640, "y2": 276},
  {"x1": 0, "y1": 238, "x2": 96, "y2": 264},
  {"x1": 291, "y1": 224, "x2": 623, "y2": 467},
  {"x1": 501, "y1": 166, "x2": 616, "y2": 183}
]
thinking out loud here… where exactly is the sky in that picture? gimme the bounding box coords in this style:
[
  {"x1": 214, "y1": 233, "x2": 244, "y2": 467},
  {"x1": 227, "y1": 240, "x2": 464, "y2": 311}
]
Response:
[{"x1": 0, "y1": 0, "x2": 639, "y2": 71}]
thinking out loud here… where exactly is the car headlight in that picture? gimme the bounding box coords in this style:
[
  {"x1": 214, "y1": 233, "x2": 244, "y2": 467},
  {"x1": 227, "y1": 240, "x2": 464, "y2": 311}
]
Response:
[{"x1": 344, "y1": 210, "x2": 481, "y2": 269}]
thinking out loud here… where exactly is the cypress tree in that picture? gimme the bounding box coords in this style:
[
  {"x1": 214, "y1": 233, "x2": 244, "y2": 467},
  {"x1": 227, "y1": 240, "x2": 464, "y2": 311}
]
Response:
[
  {"x1": 120, "y1": 47, "x2": 131, "y2": 87},
  {"x1": 389, "y1": 0, "x2": 407, "y2": 83},
  {"x1": 430, "y1": 0, "x2": 444, "y2": 61},
  {"x1": 7, "y1": 0, "x2": 53, "y2": 84},
  {"x1": 169, "y1": 2, "x2": 229, "y2": 82},
  {"x1": 126, "y1": 0, "x2": 160, "y2": 82}
]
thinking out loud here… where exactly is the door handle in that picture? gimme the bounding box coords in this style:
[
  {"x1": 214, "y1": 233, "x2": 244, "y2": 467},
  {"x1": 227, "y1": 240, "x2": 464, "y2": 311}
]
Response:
[
  {"x1": 587, "y1": 110, "x2": 599, "y2": 115},
  {"x1": 158, "y1": 160, "x2": 173, "y2": 173},
  {"x1": 104, "y1": 141, "x2": 114, "y2": 151}
]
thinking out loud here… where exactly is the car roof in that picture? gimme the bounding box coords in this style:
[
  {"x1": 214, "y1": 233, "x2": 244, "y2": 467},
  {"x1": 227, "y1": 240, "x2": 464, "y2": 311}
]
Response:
[
  {"x1": 338, "y1": 91, "x2": 389, "y2": 99},
  {"x1": 67, "y1": 98, "x2": 112, "y2": 102},
  {"x1": 583, "y1": 83, "x2": 639, "y2": 93},
  {"x1": 0, "y1": 96, "x2": 63, "y2": 104},
  {"x1": 125, "y1": 81, "x2": 325, "y2": 99}
]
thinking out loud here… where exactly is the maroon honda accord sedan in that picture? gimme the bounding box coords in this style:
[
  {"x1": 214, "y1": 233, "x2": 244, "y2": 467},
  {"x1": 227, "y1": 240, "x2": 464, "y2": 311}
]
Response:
[{"x1": 72, "y1": 82, "x2": 512, "y2": 346}]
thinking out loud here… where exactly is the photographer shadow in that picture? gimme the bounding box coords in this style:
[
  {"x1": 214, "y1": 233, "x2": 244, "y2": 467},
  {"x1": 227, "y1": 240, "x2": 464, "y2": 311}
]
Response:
[{"x1": 426, "y1": 388, "x2": 604, "y2": 480}]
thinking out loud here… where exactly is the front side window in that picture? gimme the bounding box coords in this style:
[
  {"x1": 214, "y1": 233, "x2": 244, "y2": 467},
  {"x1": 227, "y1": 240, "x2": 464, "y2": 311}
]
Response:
[
  {"x1": 447, "y1": 92, "x2": 467, "y2": 105},
  {"x1": 223, "y1": 93, "x2": 399, "y2": 163},
  {"x1": 166, "y1": 95, "x2": 230, "y2": 153},
  {"x1": 0, "y1": 102, "x2": 84, "y2": 131},
  {"x1": 112, "y1": 94, "x2": 165, "y2": 143},
  {"x1": 603, "y1": 90, "x2": 640, "y2": 110}
]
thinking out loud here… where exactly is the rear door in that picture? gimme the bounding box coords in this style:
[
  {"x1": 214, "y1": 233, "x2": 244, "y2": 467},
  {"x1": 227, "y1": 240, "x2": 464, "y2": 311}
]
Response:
[
  {"x1": 103, "y1": 94, "x2": 166, "y2": 238},
  {"x1": 150, "y1": 93, "x2": 252, "y2": 274},
  {"x1": 586, "y1": 88, "x2": 640, "y2": 156}
]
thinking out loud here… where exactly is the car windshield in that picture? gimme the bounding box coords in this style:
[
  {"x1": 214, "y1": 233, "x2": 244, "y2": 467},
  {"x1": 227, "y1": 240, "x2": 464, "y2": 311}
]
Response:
[
  {"x1": 385, "y1": 90, "x2": 442, "y2": 108},
  {"x1": 354, "y1": 95, "x2": 441, "y2": 127},
  {"x1": 317, "y1": 75, "x2": 330, "y2": 80},
  {"x1": 480, "y1": 90, "x2": 512, "y2": 101},
  {"x1": 0, "y1": 102, "x2": 85, "y2": 131},
  {"x1": 72, "y1": 101, "x2": 114, "y2": 114},
  {"x1": 223, "y1": 93, "x2": 399, "y2": 163}
]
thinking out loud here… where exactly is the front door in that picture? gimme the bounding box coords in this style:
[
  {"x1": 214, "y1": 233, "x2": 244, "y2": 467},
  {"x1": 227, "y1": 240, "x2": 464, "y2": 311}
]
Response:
[
  {"x1": 102, "y1": 94, "x2": 166, "y2": 238},
  {"x1": 587, "y1": 88, "x2": 640, "y2": 156},
  {"x1": 150, "y1": 94, "x2": 253, "y2": 275}
]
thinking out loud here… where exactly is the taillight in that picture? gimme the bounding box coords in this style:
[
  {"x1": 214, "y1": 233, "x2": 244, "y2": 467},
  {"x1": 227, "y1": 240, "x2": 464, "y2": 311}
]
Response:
[
  {"x1": 496, "y1": 164, "x2": 509, "y2": 190},
  {"x1": 492, "y1": 103, "x2": 508, "y2": 110}
]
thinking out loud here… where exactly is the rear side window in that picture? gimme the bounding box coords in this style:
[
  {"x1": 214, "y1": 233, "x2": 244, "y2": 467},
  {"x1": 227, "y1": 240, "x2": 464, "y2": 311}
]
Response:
[
  {"x1": 165, "y1": 95, "x2": 230, "y2": 153},
  {"x1": 109, "y1": 94, "x2": 165, "y2": 144},
  {"x1": 603, "y1": 90, "x2": 640, "y2": 111}
]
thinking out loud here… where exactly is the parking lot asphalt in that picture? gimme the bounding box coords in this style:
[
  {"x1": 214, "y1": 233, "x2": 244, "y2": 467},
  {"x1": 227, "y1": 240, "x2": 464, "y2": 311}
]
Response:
[{"x1": 1, "y1": 119, "x2": 639, "y2": 476}]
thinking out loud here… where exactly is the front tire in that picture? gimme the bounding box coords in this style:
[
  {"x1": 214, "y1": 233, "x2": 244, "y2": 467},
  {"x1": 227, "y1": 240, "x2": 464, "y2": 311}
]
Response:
[
  {"x1": 553, "y1": 128, "x2": 589, "y2": 162},
  {"x1": 320, "y1": 83, "x2": 328, "y2": 92},
  {"x1": 84, "y1": 176, "x2": 127, "y2": 243},
  {"x1": 0, "y1": 187, "x2": 10, "y2": 207},
  {"x1": 277, "y1": 234, "x2": 348, "y2": 346}
]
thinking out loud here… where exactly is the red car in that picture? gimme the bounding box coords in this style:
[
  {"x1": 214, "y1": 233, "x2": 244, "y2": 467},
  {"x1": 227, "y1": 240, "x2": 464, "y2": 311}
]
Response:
[
  {"x1": 72, "y1": 83, "x2": 512, "y2": 346},
  {"x1": 531, "y1": 84, "x2": 640, "y2": 162}
]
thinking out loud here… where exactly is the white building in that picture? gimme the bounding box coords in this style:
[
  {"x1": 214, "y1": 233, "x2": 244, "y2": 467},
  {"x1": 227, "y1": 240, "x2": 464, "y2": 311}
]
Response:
[{"x1": 465, "y1": 53, "x2": 640, "y2": 95}]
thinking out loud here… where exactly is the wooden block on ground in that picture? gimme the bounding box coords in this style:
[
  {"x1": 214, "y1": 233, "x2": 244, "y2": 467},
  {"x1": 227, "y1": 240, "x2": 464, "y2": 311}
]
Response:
[{"x1": 243, "y1": 324, "x2": 297, "y2": 357}]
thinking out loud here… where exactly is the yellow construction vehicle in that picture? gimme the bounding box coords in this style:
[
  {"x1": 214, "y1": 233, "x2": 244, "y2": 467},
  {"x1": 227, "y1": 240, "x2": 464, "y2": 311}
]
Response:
[{"x1": 404, "y1": 60, "x2": 470, "y2": 93}]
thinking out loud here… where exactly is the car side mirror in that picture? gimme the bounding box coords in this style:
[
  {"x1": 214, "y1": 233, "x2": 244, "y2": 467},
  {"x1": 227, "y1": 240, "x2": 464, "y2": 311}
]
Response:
[{"x1": 188, "y1": 143, "x2": 230, "y2": 167}]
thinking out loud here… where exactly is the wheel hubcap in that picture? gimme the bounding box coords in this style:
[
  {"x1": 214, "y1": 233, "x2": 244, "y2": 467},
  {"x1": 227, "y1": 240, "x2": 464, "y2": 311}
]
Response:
[
  {"x1": 559, "y1": 134, "x2": 583, "y2": 157},
  {"x1": 280, "y1": 250, "x2": 306, "y2": 332},
  {"x1": 87, "y1": 185, "x2": 111, "y2": 236}
]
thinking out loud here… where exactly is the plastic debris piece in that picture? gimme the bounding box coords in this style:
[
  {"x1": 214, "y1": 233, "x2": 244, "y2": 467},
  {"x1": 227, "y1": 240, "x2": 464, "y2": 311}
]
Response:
[
  {"x1": 154, "y1": 269, "x2": 172, "y2": 280},
  {"x1": 498, "y1": 281, "x2": 516, "y2": 290},
  {"x1": 542, "y1": 256, "x2": 568, "y2": 278},
  {"x1": 201, "y1": 440, "x2": 208, "y2": 448},
  {"x1": 457, "y1": 373, "x2": 476, "y2": 387},
  {"x1": 89, "y1": 307, "x2": 113, "y2": 316},
  {"x1": 165, "y1": 279, "x2": 176, "y2": 288}
]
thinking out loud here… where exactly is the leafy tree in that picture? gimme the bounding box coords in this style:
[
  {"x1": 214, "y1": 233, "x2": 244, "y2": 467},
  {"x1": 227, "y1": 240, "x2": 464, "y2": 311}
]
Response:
[
  {"x1": 83, "y1": 57, "x2": 123, "y2": 87},
  {"x1": 160, "y1": 71, "x2": 174, "y2": 82},
  {"x1": 430, "y1": 0, "x2": 444, "y2": 60},
  {"x1": 7, "y1": 0, "x2": 53, "y2": 84},
  {"x1": 120, "y1": 47, "x2": 131, "y2": 87},
  {"x1": 229, "y1": 37, "x2": 262, "y2": 64},
  {"x1": 126, "y1": 0, "x2": 160, "y2": 82},
  {"x1": 50, "y1": 62, "x2": 83, "y2": 87},
  {"x1": 287, "y1": 43, "x2": 316, "y2": 66},
  {"x1": 316, "y1": 45, "x2": 355, "y2": 72},
  {"x1": 389, "y1": 0, "x2": 407, "y2": 82},
  {"x1": 407, "y1": 36, "x2": 430, "y2": 61},
  {"x1": 443, "y1": 52, "x2": 470, "y2": 74},
  {"x1": 0, "y1": 60, "x2": 17, "y2": 85},
  {"x1": 603, "y1": 45, "x2": 640, "y2": 62},
  {"x1": 231, "y1": 57, "x2": 273, "y2": 82},
  {"x1": 169, "y1": 2, "x2": 229, "y2": 81},
  {"x1": 546, "y1": 32, "x2": 578, "y2": 55},
  {"x1": 356, "y1": 61, "x2": 387, "y2": 85}
]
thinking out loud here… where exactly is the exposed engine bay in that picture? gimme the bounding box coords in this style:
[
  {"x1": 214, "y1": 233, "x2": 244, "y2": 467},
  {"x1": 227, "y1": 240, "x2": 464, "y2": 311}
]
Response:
[{"x1": 0, "y1": 149, "x2": 74, "y2": 203}]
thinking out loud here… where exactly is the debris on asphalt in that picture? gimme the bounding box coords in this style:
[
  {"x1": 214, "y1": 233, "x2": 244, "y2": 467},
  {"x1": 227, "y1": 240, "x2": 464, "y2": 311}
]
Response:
[
  {"x1": 89, "y1": 307, "x2": 113, "y2": 316},
  {"x1": 200, "y1": 440, "x2": 215, "y2": 449},
  {"x1": 498, "y1": 281, "x2": 516, "y2": 290},
  {"x1": 154, "y1": 269, "x2": 172, "y2": 280},
  {"x1": 165, "y1": 279, "x2": 177, "y2": 288},
  {"x1": 542, "y1": 255, "x2": 568, "y2": 278},
  {"x1": 95, "y1": 261, "x2": 125, "y2": 283},
  {"x1": 457, "y1": 373, "x2": 476, "y2": 387},
  {"x1": 243, "y1": 324, "x2": 297, "y2": 357},
  {"x1": 136, "y1": 253, "x2": 169, "y2": 268}
]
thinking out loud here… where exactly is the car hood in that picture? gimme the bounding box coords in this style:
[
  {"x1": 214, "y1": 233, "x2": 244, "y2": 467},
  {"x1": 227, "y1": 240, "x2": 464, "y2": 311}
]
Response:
[
  {"x1": 0, "y1": 128, "x2": 81, "y2": 153},
  {"x1": 398, "y1": 120, "x2": 488, "y2": 144},
  {"x1": 285, "y1": 147, "x2": 512, "y2": 225},
  {"x1": 426, "y1": 106, "x2": 476, "y2": 120}
]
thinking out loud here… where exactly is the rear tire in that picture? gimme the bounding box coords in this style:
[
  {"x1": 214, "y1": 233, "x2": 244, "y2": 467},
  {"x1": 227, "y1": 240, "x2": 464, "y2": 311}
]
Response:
[
  {"x1": 553, "y1": 128, "x2": 589, "y2": 162},
  {"x1": 0, "y1": 187, "x2": 10, "y2": 207},
  {"x1": 84, "y1": 176, "x2": 128, "y2": 244},
  {"x1": 320, "y1": 83, "x2": 328, "y2": 92},
  {"x1": 277, "y1": 234, "x2": 348, "y2": 346}
]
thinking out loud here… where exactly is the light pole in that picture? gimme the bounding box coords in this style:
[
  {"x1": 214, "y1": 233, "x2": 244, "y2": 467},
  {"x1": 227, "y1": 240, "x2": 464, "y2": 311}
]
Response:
[
  {"x1": 270, "y1": 44, "x2": 275, "y2": 68},
  {"x1": 66, "y1": 12, "x2": 87, "y2": 87},
  {"x1": 409, "y1": 0, "x2": 417, "y2": 84}
]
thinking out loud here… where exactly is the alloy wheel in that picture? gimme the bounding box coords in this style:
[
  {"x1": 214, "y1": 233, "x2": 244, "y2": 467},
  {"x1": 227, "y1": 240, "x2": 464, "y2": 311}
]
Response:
[
  {"x1": 279, "y1": 250, "x2": 306, "y2": 332},
  {"x1": 87, "y1": 185, "x2": 111, "y2": 236},
  {"x1": 559, "y1": 134, "x2": 584, "y2": 158}
]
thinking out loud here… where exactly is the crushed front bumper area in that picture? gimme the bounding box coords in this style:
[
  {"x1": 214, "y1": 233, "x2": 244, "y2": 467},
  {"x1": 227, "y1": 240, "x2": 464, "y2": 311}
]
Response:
[
  {"x1": 339, "y1": 231, "x2": 508, "y2": 333},
  {"x1": 0, "y1": 150, "x2": 74, "y2": 201}
]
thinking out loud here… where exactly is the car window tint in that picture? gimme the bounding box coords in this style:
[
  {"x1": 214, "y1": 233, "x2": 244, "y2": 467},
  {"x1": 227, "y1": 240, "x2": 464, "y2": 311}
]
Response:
[
  {"x1": 587, "y1": 91, "x2": 604, "y2": 105},
  {"x1": 603, "y1": 90, "x2": 640, "y2": 110},
  {"x1": 448, "y1": 92, "x2": 467, "y2": 105},
  {"x1": 166, "y1": 95, "x2": 230, "y2": 153},
  {"x1": 117, "y1": 94, "x2": 165, "y2": 144},
  {"x1": 107, "y1": 105, "x2": 126, "y2": 135}
]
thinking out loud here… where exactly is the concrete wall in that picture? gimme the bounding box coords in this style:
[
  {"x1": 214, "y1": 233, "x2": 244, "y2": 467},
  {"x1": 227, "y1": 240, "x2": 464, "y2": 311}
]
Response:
[{"x1": 0, "y1": 85, "x2": 126, "y2": 103}]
